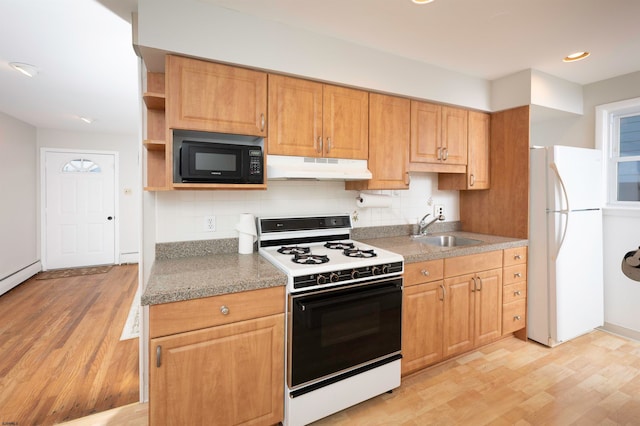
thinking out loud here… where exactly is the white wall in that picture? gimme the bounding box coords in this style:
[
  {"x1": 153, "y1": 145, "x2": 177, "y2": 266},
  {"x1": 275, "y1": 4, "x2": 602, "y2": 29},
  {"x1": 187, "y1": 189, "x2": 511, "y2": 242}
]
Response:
[
  {"x1": 0, "y1": 112, "x2": 40, "y2": 295},
  {"x1": 37, "y1": 129, "x2": 140, "y2": 262},
  {"x1": 155, "y1": 174, "x2": 458, "y2": 243},
  {"x1": 136, "y1": 0, "x2": 491, "y2": 111}
]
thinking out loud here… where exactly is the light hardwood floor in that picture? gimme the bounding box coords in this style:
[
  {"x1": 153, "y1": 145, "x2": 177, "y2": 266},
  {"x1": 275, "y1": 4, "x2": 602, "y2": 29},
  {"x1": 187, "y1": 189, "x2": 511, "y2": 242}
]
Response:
[
  {"x1": 0, "y1": 264, "x2": 139, "y2": 425},
  {"x1": 61, "y1": 328, "x2": 640, "y2": 425}
]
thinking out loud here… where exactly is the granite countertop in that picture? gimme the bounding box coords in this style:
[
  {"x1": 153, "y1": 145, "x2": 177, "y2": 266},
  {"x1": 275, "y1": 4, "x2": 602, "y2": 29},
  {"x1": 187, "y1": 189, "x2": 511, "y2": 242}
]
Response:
[
  {"x1": 142, "y1": 252, "x2": 287, "y2": 306},
  {"x1": 142, "y1": 226, "x2": 527, "y2": 306},
  {"x1": 360, "y1": 231, "x2": 527, "y2": 264}
]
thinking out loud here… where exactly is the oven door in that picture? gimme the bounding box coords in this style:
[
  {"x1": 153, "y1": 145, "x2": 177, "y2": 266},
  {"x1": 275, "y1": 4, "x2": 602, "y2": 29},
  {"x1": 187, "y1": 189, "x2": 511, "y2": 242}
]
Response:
[{"x1": 288, "y1": 277, "x2": 402, "y2": 390}]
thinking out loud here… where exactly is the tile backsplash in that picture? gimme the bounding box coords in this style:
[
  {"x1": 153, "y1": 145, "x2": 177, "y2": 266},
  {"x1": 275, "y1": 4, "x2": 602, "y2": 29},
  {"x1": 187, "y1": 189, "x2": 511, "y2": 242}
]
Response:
[{"x1": 155, "y1": 173, "x2": 459, "y2": 243}]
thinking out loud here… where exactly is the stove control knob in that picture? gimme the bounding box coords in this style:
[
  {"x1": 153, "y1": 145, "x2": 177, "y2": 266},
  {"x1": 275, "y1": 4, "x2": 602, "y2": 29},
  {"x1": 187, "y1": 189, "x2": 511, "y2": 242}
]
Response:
[
  {"x1": 382, "y1": 264, "x2": 390, "y2": 274},
  {"x1": 351, "y1": 269, "x2": 360, "y2": 279},
  {"x1": 372, "y1": 266, "x2": 382, "y2": 275},
  {"x1": 330, "y1": 272, "x2": 340, "y2": 283},
  {"x1": 316, "y1": 274, "x2": 327, "y2": 285}
]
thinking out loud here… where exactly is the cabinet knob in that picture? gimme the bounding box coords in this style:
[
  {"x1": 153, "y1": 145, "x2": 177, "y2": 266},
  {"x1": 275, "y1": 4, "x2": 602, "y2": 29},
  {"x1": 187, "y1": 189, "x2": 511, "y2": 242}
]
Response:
[
  {"x1": 436, "y1": 147, "x2": 442, "y2": 160},
  {"x1": 514, "y1": 315, "x2": 521, "y2": 321},
  {"x1": 421, "y1": 269, "x2": 430, "y2": 276},
  {"x1": 220, "y1": 305, "x2": 230, "y2": 315},
  {"x1": 514, "y1": 290, "x2": 521, "y2": 296},
  {"x1": 514, "y1": 254, "x2": 522, "y2": 260},
  {"x1": 514, "y1": 272, "x2": 522, "y2": 278},
  {"x1": 442, "y1": 147, "x2": 449, "y2": 161}
]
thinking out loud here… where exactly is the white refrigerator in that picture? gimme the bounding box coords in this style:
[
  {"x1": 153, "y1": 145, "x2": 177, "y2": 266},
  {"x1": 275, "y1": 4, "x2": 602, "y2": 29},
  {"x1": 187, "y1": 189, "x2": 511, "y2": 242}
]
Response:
[{"x1": 528, "y1": 145, "x2": 604, "y2": 347}]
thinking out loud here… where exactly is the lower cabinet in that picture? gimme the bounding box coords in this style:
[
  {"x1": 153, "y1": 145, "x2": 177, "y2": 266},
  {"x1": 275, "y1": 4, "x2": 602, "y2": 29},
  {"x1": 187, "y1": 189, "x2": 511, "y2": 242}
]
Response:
[
  {"x1": 149, "y1": 287, "x2": 285, "y2": 426},
  {"x1": 402, "y1": 250, "x2": 511, "y2": 376}
]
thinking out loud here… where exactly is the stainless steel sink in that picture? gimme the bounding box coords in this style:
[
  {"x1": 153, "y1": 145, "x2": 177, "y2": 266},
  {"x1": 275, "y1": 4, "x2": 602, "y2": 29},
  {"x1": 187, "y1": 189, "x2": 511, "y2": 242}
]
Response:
[{"x1": 411, "y1": 234, "x2": 482, "y2": 247}]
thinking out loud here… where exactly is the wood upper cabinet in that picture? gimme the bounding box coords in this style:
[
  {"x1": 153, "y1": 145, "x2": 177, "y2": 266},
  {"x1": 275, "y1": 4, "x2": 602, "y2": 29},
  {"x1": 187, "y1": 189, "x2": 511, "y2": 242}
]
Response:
[
  {"x1": 346, "y1": 93, "x2": 410, "y2": 191},
  {"x1": 268, "y1": 74, "x2": 368, "y2": 159},
  {"x1": 166, "y1": 55, "x2": 267, "y2": 137},
  {"x1": 149, "y1": 286, "x2": 284, "y2": 426},
  {"x1": 438, "y1": 111, "x2": 490, "y2": 190},
  {"x1": 409, "y1": 101, "x2": 468, "y2": 173}
]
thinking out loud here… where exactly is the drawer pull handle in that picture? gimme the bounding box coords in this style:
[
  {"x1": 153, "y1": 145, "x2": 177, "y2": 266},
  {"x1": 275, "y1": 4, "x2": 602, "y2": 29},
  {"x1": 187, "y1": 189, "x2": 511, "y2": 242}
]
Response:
[
  {"x1": 421, "y1": 269, "x2": 430, "y2": 276},
  {"x1": 260, "y1": 113, "x2": 265, "y2": 131},
  {"x1": 220, "y1": 305, "x2": 230, "y2": 315},
  {"x1": 514, "y1": 290, "x2": 521, "y2": 296},
  {"x1": 514, "y1": 254, "x2": 522, "y2": 260},
  {"x1": 514, "y1": 272, "x2": 522, "y2": 278},
  {"x1": 514, "y1": 315, "x2": 522, "y2": 321},
  {"x1": 439, "y1": 284, "x2": 445, "y2": 301}
]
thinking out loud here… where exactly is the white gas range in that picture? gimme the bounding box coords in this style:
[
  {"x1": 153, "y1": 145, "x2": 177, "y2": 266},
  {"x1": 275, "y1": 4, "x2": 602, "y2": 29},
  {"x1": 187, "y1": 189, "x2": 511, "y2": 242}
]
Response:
[{"x1": 257, "y1": 214, "x2": 404, "y2": 426}]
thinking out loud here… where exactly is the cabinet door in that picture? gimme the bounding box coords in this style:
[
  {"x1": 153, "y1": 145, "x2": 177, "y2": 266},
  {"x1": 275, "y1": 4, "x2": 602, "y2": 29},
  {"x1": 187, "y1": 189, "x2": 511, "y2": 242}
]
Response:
[
  {"x1": 349, "y1": 93, "x2": 409, "y2": 190},
  {"x1": 410, "y1": 100, "x2": 441, "y2": 163},
  {"x1": 150, "y1": 314, "x2": 284, "y2": 426},
  {"x1": 166, "y1": 55, "x2": 267, "y2": 136},
  {"x1": 443, "y1": 274, "x2": 475, "y2": 357},
  {"x1": 402, "y1": 281, "x2": 444, "y2": 375},
  {"x1": 474, "y1": 268, "x2": 503, "y2": 346},
  {"x1": 441, "y1": 106, "x2": 468, "y2": 165},
  {"x1": 467, "y1": 111, "x2": 490, "y2": 189},
  {"x1": 268, "y1": 74, "x2": 323, "y2": 157},
  {"x1": 322, "y1": 84, "x2": 369, "y2": 159}
]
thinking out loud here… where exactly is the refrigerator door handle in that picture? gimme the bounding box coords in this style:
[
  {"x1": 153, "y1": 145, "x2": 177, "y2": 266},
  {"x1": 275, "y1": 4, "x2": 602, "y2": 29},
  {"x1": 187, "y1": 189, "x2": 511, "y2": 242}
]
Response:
[
  {"x1": 553, "y1": 211, "x2": 569, "y2": 261},
  {"x1": 549, "y1": 162, "x2": 571, "y2": 260},
  {"x1": 550, "y1": 162, "x2": 570, "y2": 212}
]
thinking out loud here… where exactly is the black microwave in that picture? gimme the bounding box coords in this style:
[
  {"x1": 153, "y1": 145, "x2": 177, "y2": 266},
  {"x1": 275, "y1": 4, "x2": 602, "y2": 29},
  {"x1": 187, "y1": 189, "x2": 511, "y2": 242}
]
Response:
[{"x1": 179, "y1": 141, "x2": 263, "y2": 184}]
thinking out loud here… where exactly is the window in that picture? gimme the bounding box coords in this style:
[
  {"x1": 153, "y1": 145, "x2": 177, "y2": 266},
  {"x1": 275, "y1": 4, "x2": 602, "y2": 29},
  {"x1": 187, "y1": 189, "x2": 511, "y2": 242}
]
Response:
[
  {"x1": 615, "y1": 114, "x2": 640, "y2": 201},
  {"x1": 597, "y1": 97, "x2": 640, "y2": 206},
  {"x1": 62, "y1": 158, "x2": 101, "y2": 173}
]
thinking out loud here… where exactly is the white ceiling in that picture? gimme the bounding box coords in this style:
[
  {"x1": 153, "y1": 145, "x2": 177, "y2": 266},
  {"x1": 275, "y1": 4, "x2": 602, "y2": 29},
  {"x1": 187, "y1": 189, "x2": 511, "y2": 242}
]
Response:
[{"x1": 1, "y1": 0, "x2": 639, "y2": 135}]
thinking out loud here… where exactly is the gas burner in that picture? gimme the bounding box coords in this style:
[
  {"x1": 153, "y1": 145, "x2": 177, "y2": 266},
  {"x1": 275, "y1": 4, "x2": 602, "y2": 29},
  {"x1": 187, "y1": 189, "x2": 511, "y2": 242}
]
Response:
[
  {"x1": 278, "y1": 246, "x2": 311, "y2": 255},
  {"x1": 292, "y1": 254, "x2": 330, "y2": 265},
  {"x1": 343, "y1": 248, "x2": 377, "y2": 258},
  {"x1": 324, "y1": 241, "x2": 355, "y2": 250}
]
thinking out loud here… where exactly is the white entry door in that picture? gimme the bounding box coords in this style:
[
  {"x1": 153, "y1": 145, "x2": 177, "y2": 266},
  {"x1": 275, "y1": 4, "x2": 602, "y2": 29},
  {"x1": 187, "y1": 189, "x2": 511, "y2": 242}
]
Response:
[{"x1": 44, "y1": 151, "x2": 116, "y2": 270}]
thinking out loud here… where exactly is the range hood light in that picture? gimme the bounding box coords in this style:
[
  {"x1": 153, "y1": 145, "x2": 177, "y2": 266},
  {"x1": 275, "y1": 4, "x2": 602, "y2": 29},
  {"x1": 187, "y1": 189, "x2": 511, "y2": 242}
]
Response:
[{"x1": 267, "y1": 155, "x2": 372, "y2": 181}]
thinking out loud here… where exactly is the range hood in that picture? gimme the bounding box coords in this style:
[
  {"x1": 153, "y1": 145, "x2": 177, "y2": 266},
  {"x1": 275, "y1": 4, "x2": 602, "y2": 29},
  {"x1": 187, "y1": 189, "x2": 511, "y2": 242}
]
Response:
[{"x1": 267, "y1": 155, "x2": 372, "y2": 181}]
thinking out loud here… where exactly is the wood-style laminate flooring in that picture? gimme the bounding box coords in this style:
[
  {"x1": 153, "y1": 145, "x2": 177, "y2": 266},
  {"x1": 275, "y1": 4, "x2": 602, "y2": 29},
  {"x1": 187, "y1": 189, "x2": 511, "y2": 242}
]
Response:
[
  {"x1": 0, "y1": 264, "x2": 139, "y2": 425},
  {"x1": 62, "y1": 329, "x2": 640, "y2": 426}
]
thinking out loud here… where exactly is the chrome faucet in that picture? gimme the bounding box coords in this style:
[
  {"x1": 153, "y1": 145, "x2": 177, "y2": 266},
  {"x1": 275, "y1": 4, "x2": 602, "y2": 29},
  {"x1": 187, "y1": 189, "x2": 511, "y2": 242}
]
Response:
[{"x1": 418, "y1": 213, "x2": 445, "y2": 235}]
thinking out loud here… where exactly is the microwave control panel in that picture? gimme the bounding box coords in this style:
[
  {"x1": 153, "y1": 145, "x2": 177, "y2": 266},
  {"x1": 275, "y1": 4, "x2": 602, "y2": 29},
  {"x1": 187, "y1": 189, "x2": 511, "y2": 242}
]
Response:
[{"x1": 249, "y1": 149, "x2": 262, "y2": 176}]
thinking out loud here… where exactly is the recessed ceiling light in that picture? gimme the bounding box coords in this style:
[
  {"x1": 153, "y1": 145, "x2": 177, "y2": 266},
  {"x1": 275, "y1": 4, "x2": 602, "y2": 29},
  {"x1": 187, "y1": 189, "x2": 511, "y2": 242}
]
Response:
[
  {"x1": 9, "y1": 62, "x2": 39, "y2": 77},
  {"x1": 563, "y1": 51, "x2": 590, "y2": 62},
  {"x1": 412, "y1": 0, "x2": 435, "y2": 4},
  {"x1": 79, "y1": 116, "x2": 94, "y2": 124}
]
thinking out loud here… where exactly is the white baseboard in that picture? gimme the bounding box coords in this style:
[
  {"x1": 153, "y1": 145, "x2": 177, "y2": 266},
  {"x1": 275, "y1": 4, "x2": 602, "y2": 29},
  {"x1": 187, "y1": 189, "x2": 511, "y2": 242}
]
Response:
[
  {"x1": 119, "y1": 252, "x2": 139, "y2": 264},
  {"x1": 0, "y1": 261, "x2": 42, "y2": 296}
]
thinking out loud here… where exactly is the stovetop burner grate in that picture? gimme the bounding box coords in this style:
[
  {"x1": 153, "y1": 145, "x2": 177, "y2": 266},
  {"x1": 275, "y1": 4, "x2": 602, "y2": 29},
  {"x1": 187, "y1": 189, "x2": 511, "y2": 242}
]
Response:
[
  {"x1": 343, "y1": 248, "x2": 377, "y2": 258},
  {"x1": 278, "y1": 246, "x2": 311, "y2": 255},
  {"x1": 292, "y1": 253, "x2": 330, "y2": 265},
  {"x1": 324, "y1": 241, "x2": 355, "y2": 250}
]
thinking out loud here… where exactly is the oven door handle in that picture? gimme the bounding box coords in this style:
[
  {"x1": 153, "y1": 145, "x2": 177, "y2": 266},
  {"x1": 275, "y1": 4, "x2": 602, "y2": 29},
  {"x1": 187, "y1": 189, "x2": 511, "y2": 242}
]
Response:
[{"x1": 296, "y1": 283, "x2": 401, "y2": 312}]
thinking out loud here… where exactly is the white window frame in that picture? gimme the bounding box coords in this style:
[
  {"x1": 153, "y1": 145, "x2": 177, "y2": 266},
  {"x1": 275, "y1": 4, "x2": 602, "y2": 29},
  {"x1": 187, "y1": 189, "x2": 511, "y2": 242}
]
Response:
[{"x1": 596, "y1": 96, "x2": 640, "y2": 207}]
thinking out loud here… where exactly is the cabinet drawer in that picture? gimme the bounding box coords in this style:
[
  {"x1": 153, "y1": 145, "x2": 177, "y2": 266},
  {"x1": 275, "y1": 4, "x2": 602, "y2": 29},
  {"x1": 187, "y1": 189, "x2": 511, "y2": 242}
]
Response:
[
  {"x1": 444, "y1": 250, "x2": 502, "y2": 278},
  {"x1": 503, "y1": 264, "x2": 527, "y2": 285},
  {"x1": 502, "y1": 299, "x2": 526, "y2": 334},
  {"x1": 502, "y1": 282, "x2": 527, "y2": 304},
  {"x1": 150, "y1": 286, "x2": 285, "y2": 338},
  {"x1": 503, "y1": 247, "x2": 527, "y2": 266},
  {"x1": 405, "y1": 259, "x2": 444, "y2": 286}
]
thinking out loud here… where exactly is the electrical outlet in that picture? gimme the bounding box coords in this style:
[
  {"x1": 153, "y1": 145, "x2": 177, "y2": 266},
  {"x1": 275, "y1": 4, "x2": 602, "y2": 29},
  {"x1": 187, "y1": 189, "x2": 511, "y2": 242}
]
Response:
[
  {"x1": 203, "y1": 215, "x2": 216, "y2": 232},
  {"x1": 434, "y1": 205, "x2": 445, "y2": 218}
]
